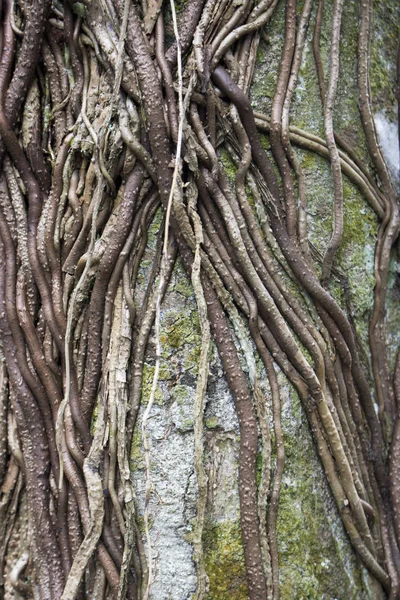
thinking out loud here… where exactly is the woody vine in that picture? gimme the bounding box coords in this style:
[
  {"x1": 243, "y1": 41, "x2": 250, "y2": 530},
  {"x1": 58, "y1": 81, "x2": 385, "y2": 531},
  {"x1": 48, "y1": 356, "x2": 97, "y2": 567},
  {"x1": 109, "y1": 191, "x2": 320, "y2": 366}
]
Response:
[{"x1": 0, "y1": 0, "x2": 399, "y2": 598}]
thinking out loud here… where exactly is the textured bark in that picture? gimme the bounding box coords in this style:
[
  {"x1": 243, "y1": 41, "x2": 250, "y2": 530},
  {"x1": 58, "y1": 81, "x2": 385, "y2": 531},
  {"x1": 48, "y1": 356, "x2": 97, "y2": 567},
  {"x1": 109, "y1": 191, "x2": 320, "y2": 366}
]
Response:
[{"x1": 0, "y1": 0, "x2": 399, "y2": 599}]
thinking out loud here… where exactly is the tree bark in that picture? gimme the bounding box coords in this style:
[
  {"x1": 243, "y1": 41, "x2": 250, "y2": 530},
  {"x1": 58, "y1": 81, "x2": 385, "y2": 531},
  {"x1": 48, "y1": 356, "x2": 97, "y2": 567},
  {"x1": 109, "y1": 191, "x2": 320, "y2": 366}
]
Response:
[{"x1": 0, "y1": 0, "x2": 399, "y2": 598}]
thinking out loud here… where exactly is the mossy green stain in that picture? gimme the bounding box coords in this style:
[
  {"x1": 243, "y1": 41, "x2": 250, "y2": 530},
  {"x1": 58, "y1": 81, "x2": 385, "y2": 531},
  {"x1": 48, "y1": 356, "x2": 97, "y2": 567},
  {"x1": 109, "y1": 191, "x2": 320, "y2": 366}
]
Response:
[
  {"x1": 173, "y1": 258, "x2": 195, "y2": 299},
  {"x1": 218, "y1": 149, "x2": 238, "y2": 185},
  {"x1": 142, "y1": 362, "x2": 170, "y2": 406},
  {"x1": 340, "y1": 179, "x2": 378, "y2": 252},
  {"x1": 171, "y1": 384, "x2": 192, "y2": 404},
  {"x1": 161, "y1": 309, "x2": 200, "y2": 350},
  {"x1": 205, "y1": 416, "x2": 219, "y2": 429},
  {"x1": 147, "y1": 208, "x2": 163, "y2": 247},
  {"x1": 203, "y1": 521, "x2": 248, "y2": 600}
]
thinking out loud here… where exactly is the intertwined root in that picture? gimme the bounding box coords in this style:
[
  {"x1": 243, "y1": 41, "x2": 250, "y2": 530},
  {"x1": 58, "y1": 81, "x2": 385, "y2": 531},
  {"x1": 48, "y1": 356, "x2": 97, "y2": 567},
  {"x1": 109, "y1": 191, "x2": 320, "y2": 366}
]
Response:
[{"x1": 0, "y1": 0, "x2": 399, "y2": 598}]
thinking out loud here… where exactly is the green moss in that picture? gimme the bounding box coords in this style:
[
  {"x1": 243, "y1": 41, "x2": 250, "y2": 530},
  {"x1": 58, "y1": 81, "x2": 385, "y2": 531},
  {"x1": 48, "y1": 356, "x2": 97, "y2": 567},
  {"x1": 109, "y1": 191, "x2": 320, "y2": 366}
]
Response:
[
  {"x1": 300, "y1": 150, "x2": 321, "y2": 173},
  {"x1": 336, "y1": 3, "x2": 365, "y2": 140},
  {"x1": 338, "y1": 181, "x2": 377, "y2": 346},
  {"x1": 161, "y1": 308, "x2": 201, "y2": 358},
  {"x1": 259, "y1": 133, "x2": 271, "y2": 152},
  {"x1": 205, "y1": 416, "x2": 218, "y2": 430},
  {"x1": 147, "y1": 208, "x2": 163, "y2": 247},
  {"x1": 340, "y1": 180, "x2": 378, "y2": 250},
  {"x1": 172, "y1": 384, "x2": 191, "y2": 404},
  {"x1": 299, "y1": 150, "x2": 333, "y2": 254},
  {"x1": 135, "y1": 210, "x2": 163, "y2": 293},
  {"x1": 163, "y1": 326, "x2": 183, "y2": 350},
  {"x1": 142, "y1": 362, "x2": 170, "y2": 406},
  {"x1": 203, "y1": 520, "x2": 248, "y2": 600},
  {"x1": 218, "y1": 149, "x2": 237, "y2": 185},
  {"x1": 173, "y1": 258, "x2": 195, "y2": 298}
]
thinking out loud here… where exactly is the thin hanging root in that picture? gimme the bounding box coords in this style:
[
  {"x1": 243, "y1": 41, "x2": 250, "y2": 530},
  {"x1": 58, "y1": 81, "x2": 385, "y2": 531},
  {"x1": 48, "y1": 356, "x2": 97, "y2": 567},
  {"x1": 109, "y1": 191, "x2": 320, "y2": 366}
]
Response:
[
  {"x1": 189, "y1": 187, "x2": 211, "y2": 600},
  {"x1": 281, "y1": 0, "x2": 313, "y2": 260},
  {"x1": 107, "y1": 289, "x2": 128, "y2": 538},
  {"x1": 321, "y1": 0, "x2": 344, "y2": 284}
]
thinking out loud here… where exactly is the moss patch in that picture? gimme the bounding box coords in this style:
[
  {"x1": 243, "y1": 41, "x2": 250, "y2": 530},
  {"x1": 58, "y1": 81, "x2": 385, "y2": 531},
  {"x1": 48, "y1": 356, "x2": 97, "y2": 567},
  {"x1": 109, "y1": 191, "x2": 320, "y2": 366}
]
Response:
[
  {"x1": 141, "y1": 362, "x2": 170, "y2": 406},
  {"x1": 203, "y1": 520, "x2": 248, "y2": 600},
  {"x1": 130, "y1": 426, "x2": 145, "y2": 470},
  {"x1": 160, "y1": 309, "x2": 200, "y2": 351}
]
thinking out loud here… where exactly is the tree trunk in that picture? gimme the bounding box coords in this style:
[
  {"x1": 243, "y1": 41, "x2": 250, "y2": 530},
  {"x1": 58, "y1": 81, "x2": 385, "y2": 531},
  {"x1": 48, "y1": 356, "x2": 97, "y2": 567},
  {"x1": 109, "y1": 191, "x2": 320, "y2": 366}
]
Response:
[{"x1": 0, "y1": 0, "x2": 399, "y2": 598}]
